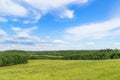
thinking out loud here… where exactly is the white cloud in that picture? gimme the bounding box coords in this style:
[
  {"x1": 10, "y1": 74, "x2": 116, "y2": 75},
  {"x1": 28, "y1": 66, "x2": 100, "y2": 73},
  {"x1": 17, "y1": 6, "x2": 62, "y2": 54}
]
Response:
[
  {"x1": 33, "y1": 12, "x2": 42, "y2": 23},
  {"x1": 11, "y1": 27, "x2": 44, "y2": 43},
  {"x1": 0, "y1": 37, "x2": 14, "y2": 42},
  {"x1": 0, "y1": 0, "x2": 89, "y2": 23},
  {"x1": 0, "y1": 0, "x2": 28, "y2": 17},
  {"x1": 23, "y1": 0, "x2": 88, "y2": 19},
  {"x1": 23, "y1": 0, "x2": 88, "y2": 11},
  {"x1": 12, "y1": 27, "x2": 36, "y2": 39},
  {"x1": 60, "y1": 9, "x2": 74, "y2": 19},
  {"x1": 0, "y1": 29, "x2": 7, "y2": 36},
  {"x1": 0, "y1": 27, "x2": 45, "y2": 48},
  {"x1": 65, "y1": 18, "x2": 120, "y2": 41},
  {"x1": 0, "y1": 17, "x2": 8, "y2": 22},
  {"x1": 52, "y1": 40, "x2": 65, "y2": 44},
  {"x1": 12, "y1": 27, "x2": 38, "y2": 33},
  {"x1": 11, "y1": 27, "x2": 21, "y2": 31}
]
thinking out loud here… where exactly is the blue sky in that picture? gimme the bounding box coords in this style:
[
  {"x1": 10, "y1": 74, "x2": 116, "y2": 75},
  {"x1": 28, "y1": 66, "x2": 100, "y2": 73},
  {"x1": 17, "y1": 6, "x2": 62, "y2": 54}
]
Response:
[{"x1": 0, "y1": 0, "x2": 120, "y2": 51}]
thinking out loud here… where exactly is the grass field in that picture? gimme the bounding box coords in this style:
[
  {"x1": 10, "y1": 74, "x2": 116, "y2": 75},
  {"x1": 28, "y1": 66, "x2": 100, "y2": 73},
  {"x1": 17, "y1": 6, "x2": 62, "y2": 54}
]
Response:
[{"x1": 0, "y1": 60, "x2": 120, "y2": 80}]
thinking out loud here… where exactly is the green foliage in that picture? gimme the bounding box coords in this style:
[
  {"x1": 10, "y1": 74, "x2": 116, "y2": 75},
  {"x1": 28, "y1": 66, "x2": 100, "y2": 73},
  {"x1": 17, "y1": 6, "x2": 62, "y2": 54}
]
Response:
[
  {"x1": 0, "y1": 50, "x2": 29, "y2": 67},
  {"x1": 0, "y1": 49, "x2": 120, "y2": 67},
  {"x1": 29, "y1": 49, "x2": 120, "y2": 60}
]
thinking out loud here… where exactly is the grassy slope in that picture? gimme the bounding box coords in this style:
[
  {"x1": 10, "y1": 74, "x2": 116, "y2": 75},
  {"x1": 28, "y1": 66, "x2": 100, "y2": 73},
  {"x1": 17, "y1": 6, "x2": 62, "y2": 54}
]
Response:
[{"x1": 0, "y1": 60, "x2": 120, "y2": 80}]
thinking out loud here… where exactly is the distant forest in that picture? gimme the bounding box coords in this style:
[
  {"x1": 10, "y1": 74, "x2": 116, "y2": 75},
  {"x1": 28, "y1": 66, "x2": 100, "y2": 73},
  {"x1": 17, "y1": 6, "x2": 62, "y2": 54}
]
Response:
[
  {"x1": 29, "y1": 49, "x2": 120, "y2": 60},
  {"x1": 0, "y1": 49, "x2": 120, "y2": 67}
]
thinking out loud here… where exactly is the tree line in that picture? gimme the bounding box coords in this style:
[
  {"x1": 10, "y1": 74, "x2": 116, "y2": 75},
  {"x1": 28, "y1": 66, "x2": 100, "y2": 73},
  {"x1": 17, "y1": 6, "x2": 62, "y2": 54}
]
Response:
[
  {"x1": 29, "y1": 49, "x2": 120, "y2": 60},
  {"x1": 0, "y1": 49, "x2": 120, "y2": 67},
  {"x1": 0, "y1": 50, "x2": 29, "y2": 67}
]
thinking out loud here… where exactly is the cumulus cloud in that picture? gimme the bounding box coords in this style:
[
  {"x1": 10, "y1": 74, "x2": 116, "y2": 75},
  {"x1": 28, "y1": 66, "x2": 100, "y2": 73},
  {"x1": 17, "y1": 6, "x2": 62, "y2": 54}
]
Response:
[
  {"x1": 23, "y1": 0, "x2": 88, "y2": 12},
  {"x1": 0, "y1": 0, "x2": 89, "y2": 23},
  {"x1": 65, "y1": 17, "x2": 120, "y2": 41},
  {"x1": 0, "y1": 0, "x2": 28, "y2": 17},
  {"x1": 23, "y1": 0, "x2": 88, "y2": 19}
]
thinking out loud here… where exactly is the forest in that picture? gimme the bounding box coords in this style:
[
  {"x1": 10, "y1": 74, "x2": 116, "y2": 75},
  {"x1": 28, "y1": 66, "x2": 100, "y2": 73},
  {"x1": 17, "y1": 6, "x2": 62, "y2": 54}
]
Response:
[
  {"x1": 0, "y1": 50, "x2": 29, "y2": 67},
  {"x1": 29, "y1": 49, "x2": 120, "y2": 60},
  {"x1": 0, "y1": 49, "x2": 120, "y2": 67}
]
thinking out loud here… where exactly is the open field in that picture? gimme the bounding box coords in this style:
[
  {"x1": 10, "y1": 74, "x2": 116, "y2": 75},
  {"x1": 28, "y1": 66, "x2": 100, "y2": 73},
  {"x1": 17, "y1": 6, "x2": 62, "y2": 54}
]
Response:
[{"x1": 0, "y1": 60, "x2": 120, "y2": 80}]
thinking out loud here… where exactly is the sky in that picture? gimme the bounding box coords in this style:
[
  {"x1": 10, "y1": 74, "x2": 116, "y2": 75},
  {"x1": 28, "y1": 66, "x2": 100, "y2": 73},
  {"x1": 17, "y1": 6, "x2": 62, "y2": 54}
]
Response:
[{"x1": 0, "y1": 0, "x2": 120, "y2": 51}]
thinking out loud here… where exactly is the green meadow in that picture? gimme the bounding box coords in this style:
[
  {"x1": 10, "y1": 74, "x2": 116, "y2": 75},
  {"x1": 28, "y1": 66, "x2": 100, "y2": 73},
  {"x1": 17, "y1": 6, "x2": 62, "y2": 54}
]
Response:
[{"x1": 0, "y1": 59, "x2": 120, "y2": 80}]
